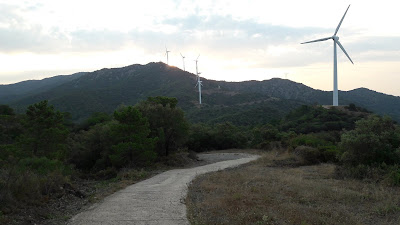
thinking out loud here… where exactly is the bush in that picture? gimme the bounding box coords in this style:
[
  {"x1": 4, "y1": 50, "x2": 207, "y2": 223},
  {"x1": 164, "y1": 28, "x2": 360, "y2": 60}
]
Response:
[
  {"x1": 186, "y1": 123, "x2": 248, "y2": 152},
  {"x1": 339, "y1": 116, "x2": 400, "y2": 166},
  {"x1": 294, "y1": 146, "x2": 321, "y2": 165},
  {"x1": 318, "y1": 145, "x2": 340, "y2": 163},
  {"x1": 334, "y1": 164, "x2": 382, "y2": 180},
  {"x1": 94, "y1": 167, "x2": 118, "y2": 180},
  {"x1": 384, "y1": 166, "x2": 400, "y2": 186},
  {"x1": 68, "y1": 122, "x2": 114, "y2": 171},
  {"x1": 290, "y1": 134, "x2": 331, "y2": 149},
  {"x1": 17, "y1": 157, "x2": 71, "y2": 176},
  {"x1": 0, "y1": 163, "x2": 70, "y2": 208},
  {"x1": 334, "y1": 163, "x2": 400, "y2": 186}
]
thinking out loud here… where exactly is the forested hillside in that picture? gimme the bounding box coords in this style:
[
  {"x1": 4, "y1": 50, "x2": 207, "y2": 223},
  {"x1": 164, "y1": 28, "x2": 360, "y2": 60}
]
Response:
[{"x1": 1, "y1": 62, "x2": 399, "y2": 123}]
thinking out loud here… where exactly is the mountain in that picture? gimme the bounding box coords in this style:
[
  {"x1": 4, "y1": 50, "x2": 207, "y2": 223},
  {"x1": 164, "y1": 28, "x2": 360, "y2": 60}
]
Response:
[
  {"x1": 1, "y1": 62, "x2": 399, "y2": 124},
  {"x1": 0, "y1": 72, "x2": 86, "y2": 104}
]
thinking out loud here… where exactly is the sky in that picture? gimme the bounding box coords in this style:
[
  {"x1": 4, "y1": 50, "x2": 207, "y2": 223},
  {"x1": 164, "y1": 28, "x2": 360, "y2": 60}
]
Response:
[{"x1": 1, "y1": 0, "x2": 399, "y2": 96}]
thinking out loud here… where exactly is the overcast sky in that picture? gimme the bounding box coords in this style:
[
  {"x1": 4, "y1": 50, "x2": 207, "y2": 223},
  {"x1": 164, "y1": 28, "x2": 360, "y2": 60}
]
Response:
[{"x1": 1, "y1": 0, "x2": 399, "y2": 96}]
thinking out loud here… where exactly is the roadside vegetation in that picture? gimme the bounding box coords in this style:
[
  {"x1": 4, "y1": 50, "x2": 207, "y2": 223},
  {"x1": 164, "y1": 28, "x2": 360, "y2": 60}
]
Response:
[
  {"x1": 187, "y1": 150, "x2": 400, "y2": 225},
  {"x1": 0, "y1": 97, "x2": 194, "y2": 224},
  {"x1": 187, "y1": 105, "x2": 400, "y2": 225},
  {"x1": 1, "y1": 96, "x2": 400, "y2": 224}
]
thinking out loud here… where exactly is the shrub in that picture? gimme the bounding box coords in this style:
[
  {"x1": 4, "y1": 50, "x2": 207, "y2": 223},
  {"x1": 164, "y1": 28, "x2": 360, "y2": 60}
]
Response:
[
  {"x1": 294, "y1": 146, "x2": 321, "y2": 165},
  {"x1": 0, "y1": 164, "x2": 70, "y2": 207},
  {"x1": 290, "y1": 134, "x2": 330, "y2": 149},
  {"x1": 68, "y1": 122, "x2": 114, "y2": 171},
  {"x1": 94, "y1": 167, "x2": 118, "y2": 180},
  {"x1": 339, "y1": 116, "x2": 400, "y2": 166},
  {"x1": 335, "y1": 164, "x2": 375, "y2": 180},
  {"x1": 318, "y1": 145, "x2": 340, "y2": 163},
  {"x1": 385, "y1": 166, "x2": 400, "y2": 186},
  {"x1": 334, "y1": 163, "x2": 400, "y2": 186},
  {"x1": 17, "y1": 157, "x2": 71, "y2": 176}
]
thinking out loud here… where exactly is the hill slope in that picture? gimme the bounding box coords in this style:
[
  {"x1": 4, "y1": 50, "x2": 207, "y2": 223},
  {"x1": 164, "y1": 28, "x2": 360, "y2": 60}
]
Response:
[
  {"x1": 1, "y1": 62, "x2": 399, "y2": 124},
  {"x1": 0, "y1": 72, "x2": 86, "y2": 104}
]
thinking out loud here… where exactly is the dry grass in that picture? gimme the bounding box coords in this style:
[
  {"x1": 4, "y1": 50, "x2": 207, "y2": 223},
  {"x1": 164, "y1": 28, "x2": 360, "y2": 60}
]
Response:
[{"x1": 186, "y1": 150, "x2": 400, "y2": 225}]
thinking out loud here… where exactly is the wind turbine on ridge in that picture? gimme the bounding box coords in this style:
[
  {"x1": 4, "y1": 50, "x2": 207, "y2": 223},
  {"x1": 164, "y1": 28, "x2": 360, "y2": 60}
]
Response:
[
  {"x1": 301, "y1": 4, "x2": 354, "y2": 106},
  {"x1": 165, "y1": 46, "x2": 170, "y2": 65},
  {"x1": 194, "y1": 54, "x2": 202, "y2": 105},
  {"x1": 180, "y1": 53, "x2": 186, "y2": 71}
]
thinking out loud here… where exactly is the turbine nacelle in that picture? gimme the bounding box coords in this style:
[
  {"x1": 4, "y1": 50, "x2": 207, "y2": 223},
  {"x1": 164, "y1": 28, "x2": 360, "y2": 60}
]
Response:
[{"x1": 332, "y1": 36, "x2": 339, "y2": 42}]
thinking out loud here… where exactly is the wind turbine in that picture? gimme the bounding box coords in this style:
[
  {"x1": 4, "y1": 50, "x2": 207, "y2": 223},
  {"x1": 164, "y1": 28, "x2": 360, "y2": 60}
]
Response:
[
  {"x1": 194, "y1": 54, "x2": 202, "y2": 104},
  {"x1": 301, "y1": 4, "x2": 354, "y2": 106},
  {"x1": 180, "y1": 53, "x2": 186, "y2": 71},
  {"x1": 165, "y1": 47, "x2": 170, "y2": 65}
]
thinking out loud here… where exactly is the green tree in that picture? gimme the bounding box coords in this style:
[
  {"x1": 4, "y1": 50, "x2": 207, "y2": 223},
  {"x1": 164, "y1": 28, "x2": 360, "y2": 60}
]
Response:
[
  {"x1": 0, "y1": 107, "x2": 22, "y2": 145},
  {"x1": 20, "y1": 100, "x2": 69, "y2": 160},
  {"x1": 0, "y1": 105, "x2": 15, "y2": 116},
  {"x1": 339, "y1": 115, "x2": 400, "y2": 166},
  {"x1": 109, "y1": 106, "x2": 157, "y2": 168},
  {"x1": 78, "y1": 112, "x2": 112, "y2": 131},
  {"x1": 213, "y1": 122, "x2": 247, "y2": 150},
  {"x1": 136, "y1": 96, "x2": 189, "y2": 156},
  {"x1": 251, "y1": 124, "x2": 280, "y2": 148},
  {"x1": 186, "y1": 123, "x2": 215, "y2": 152},
  {"x1": 68, "y1": 121, "x2": 114, "y2": 171}
]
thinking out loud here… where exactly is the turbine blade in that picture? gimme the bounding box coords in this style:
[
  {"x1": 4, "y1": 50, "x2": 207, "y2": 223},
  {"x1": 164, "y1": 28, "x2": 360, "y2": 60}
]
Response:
[
  {"x1": 336, "y1": 40, "x2": 354, "y2": 64},
  {"x1": 301, "y1": 37, "x2": 332, "y2": 44},
  {"x1": 334, "y1": 5, "x2": 351, "y2": 35},
  {"x1": 197, "y1": 54, "x2": 200, "y2": 60}
]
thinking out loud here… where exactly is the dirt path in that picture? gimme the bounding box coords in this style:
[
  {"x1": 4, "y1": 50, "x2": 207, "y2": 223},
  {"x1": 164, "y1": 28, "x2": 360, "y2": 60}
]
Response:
[{"x1": 67, "y1": 153, "x2": 259, "y2": 225}]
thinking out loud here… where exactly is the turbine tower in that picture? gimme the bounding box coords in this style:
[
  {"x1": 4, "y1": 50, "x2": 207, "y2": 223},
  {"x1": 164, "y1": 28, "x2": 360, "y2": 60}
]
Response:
[
  {"x1": 180, "y1": 53, "x2": 186, "y2": 71},
  {"x1": 194, "y1": 55, "x2": 202, "y2": 105},
  {"x1": 301, "y1": 4, "x2": 354, "y2": 106},
  {"x1": 165, "y1": 47, "x2": 170, "y2": 65}
]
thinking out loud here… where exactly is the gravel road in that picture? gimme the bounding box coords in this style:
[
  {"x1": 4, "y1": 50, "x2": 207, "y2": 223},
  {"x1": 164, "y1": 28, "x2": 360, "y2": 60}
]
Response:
[{"x1": 67, "y1": 153, "x2": 259, "y2": 225}]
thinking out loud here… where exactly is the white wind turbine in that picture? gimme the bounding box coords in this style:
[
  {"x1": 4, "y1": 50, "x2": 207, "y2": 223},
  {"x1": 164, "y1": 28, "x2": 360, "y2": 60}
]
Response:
[
  {"x1": 165, "y1": 47, "x2": 170, "y2": 65},
  {"x1": 180, "y1": 53, "x2": 186, "y2": 71},
  {"x1": 301, "y1": 4, "x2": 354, "y2": 106},
  {"x1": 194, "y1": 55, "x2": 202, "y2": 104}
]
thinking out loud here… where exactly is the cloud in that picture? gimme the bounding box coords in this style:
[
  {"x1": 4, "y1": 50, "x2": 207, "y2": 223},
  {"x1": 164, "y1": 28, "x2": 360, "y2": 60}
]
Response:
[
  {"x1": 1, "y1": 3, "x2": 399, "y2": 69},
  {"x1": 162, "y1": 14, "x2": 330, "y2": 47},
  {"x1": 0, "y1": 5, "x2": 330, "y2": 55}
]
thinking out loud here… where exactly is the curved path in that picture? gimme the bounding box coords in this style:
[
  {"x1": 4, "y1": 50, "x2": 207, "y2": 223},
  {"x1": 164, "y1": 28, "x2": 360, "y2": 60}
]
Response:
[{"x1": 68, "y1": 153, "x2": 259, "y2": 225}]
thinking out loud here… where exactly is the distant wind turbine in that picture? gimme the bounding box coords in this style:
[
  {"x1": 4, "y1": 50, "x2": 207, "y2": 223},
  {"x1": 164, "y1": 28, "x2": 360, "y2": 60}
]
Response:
[
  {"x1": 301, "y1": 4, "x2": 354, "y2": 106},
  {"x1": 194, "y1": 54, "x2": 202, "y2": 104},
  {"x1": 165, "y1": 46, "x2": 170, "y2": 65},
  {"x1": 180, "y1": 53, "x2": 186, "y2": 71}
]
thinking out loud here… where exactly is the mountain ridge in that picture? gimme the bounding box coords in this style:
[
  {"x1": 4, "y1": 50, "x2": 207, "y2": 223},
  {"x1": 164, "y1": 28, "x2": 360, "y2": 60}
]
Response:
[{"x1": 1, "y1": 62, "x2": 399, "y2": 124}]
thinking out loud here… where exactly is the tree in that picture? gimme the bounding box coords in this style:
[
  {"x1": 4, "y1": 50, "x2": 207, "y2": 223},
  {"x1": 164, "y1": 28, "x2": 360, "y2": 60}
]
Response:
[
  {"x1": 0, "y1": 105, "x2": 15, "y2": 116},
  {"x1": 0, "y1": 106, "x2": 22, "y2": 145},
  {"x1": 136, "y1": 96, "x2": 189, "y2": 156},
  {"x1": 68, "y1": 122, "x2": 114, "y2": 171},
  {"x1": 339, "y1": 115, "x2": 400, "y2": 166},
  {"x1": 78, "y1": 112, "x2": 112, "y2": 131},
  {"x1": 109, "y1": 106, "x2": 157, "y2": 168},
  {"x1": 213, "y1": 122, "x2": 247, "y2": 150},
  {"x1": 20, "y1": 100, "x2": 69, "y2": 160}
]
